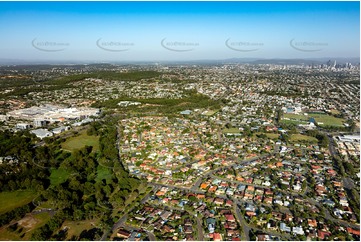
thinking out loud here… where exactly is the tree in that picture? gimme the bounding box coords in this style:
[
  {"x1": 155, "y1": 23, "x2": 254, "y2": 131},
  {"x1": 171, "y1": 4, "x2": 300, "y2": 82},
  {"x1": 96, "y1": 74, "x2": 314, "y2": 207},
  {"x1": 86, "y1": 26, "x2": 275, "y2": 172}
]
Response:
[
  {"x1": 333, "y1": 156, "x2": 346, "y2": 177},
  {"x1": 343, "y1": 162, "x2": 355, "y2": 176},
  {"x1": 301, "y1": 180, "x2": 307, "y2": 191},
  {"x1": 276, "y1": 109, "x2": 283, "y2": 124},
  {"x1": 189, "y1": 196, "x2": 197, "y2": 202},
  {"x1": 317, "y1": 153, "x2": 325, "y2": 160}
]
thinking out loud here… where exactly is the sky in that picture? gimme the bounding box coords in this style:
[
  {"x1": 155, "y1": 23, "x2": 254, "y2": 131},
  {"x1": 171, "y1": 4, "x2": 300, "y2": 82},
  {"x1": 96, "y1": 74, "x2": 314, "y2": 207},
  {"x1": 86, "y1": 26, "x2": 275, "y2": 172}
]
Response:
[{"x1": 0, "y1": 1, "x2": 359, "y2": 62}]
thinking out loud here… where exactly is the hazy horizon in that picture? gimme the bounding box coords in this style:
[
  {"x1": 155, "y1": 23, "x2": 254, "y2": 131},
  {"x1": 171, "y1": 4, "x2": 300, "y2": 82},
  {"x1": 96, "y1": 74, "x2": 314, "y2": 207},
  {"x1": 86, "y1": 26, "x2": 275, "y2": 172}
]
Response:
[
  {"x1": 0, "y1": 1, "x2": 359, "y2": 62},
  {"x1": 0, "y1": 56, "x2": 360, "y2": 66}
]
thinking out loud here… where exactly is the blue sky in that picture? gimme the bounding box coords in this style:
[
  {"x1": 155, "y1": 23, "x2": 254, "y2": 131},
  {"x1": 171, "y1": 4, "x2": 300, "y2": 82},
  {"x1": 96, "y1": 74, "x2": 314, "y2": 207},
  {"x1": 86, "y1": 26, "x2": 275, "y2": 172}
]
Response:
[{"x1": 0, "y1": 1, "x2": 359, "y2": 62}]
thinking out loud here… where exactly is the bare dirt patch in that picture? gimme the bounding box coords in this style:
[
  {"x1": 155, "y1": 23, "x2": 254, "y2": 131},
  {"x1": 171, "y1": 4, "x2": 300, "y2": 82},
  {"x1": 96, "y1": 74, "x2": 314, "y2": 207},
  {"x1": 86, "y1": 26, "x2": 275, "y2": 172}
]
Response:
[{"x1": 18, "y1": 215, "x2": 38, "y2": 230}]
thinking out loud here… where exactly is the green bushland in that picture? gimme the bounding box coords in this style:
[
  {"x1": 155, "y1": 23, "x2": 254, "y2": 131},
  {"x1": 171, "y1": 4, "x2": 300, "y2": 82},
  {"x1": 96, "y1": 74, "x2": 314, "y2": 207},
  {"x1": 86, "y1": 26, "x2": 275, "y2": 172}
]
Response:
[
  {"x1": 92, "y1": 90, "x2": 222, "y2": 114},
  {"x1": 0, "y1": 115, "x2": 145, "y2": 239},
  {"x1": 0, "y1": 130, "x2": 51, "y2": 193},
  {"x1": 45, "y1": 70, "x2": 161, "y2": 85}
]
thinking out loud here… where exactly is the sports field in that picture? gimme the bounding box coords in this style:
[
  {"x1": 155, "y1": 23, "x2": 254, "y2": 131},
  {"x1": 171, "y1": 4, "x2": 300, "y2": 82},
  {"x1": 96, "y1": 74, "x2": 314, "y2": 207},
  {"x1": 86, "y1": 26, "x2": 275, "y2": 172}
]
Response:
[
  {"x1": 283, "y1": 113, "x2": 309, "y2": 121},
  {"x1": 308, "y1": 113, "x2": 345, "y2": 127},
  {"x1": 282, "y1": 113, "x2": 345, "y2": 127}
]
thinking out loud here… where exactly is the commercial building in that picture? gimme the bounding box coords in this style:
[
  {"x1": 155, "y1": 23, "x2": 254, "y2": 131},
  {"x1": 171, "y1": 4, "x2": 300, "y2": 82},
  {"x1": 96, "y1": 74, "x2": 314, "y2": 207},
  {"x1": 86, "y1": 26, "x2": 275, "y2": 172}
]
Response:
[{"x1": 31, "y1": 129, "x2": 53, "y2": 139}]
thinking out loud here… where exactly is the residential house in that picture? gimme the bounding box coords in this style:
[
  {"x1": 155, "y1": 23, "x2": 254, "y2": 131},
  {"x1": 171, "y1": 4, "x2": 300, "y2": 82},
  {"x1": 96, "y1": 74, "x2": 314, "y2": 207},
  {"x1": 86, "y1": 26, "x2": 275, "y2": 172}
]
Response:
[
  {"x1": 293, "y1": 226, "x2": 305, "y2": 235},
  {"x1": 280, "y1": 223, "x2": 291, "y2": 233},
  {"x1": 117, "y1": 228, "x2": 131, "y2": 239},
  {"x1": 213, "y1": 233, "x2": 223, "y2": 241},
  {"x1": 256, "y1": 234, "x2": 270, "y2": 241},
  {"x1": 317, "y1": 230, "x2": 331, "y2": 240},
  {"x1": 307, "y1": 219, "x2": 317, "y2": 228},
  {"x1": 214, "y1": 197, "x2": 224, "y2": 206},
  {"x1": 184, "y1": 226, "x2": 193, "y2": 234}
]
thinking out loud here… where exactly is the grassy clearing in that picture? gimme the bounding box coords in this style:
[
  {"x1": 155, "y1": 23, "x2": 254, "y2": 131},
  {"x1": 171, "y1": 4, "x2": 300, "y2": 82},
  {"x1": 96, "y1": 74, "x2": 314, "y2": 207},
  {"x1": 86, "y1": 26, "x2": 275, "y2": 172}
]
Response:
[
  {"x1": 0, "y1": 190, "x2": 37, "y2": 215},
  {"x1": 50, "y1": 168, "x2": 71, "y2": 186},
  {"x1": 223, "y1": 128, "x2": 241, "y2": 134},
  {"x1": 308, "y1": 113, "x2": 345, "y2": 127},
  {"x1": 60, "y1": 219, "x2": 98, "y2": 240},
  {"x1": 95, "y1": 165, "x2": 113, "y2": 183},
  {"x1": 290, "y1": 134, "x2": 318, "y2": 143},
  {"x1": 61, "y1": 130, "x2": 99, "y2": 152}
]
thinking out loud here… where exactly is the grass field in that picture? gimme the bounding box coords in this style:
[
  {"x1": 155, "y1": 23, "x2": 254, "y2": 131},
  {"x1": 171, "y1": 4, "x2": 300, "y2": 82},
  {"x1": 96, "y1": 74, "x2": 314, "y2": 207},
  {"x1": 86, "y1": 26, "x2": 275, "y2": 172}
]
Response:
[
  {"x1": 281, "y1": 113, "x2": 309, "y2": 125},
  {"x1": 283, "y1": 113, "x2": 309, "y2": 121},
  {"x1": 280, "y1": 119, "x2": 309, "y2": 125},
  {"x1": 50, "y1": 168, "x2": 71, "y2": 186},
  {"x1": 282, "y1": 113, "x2": 345, "y2": 127},
  {"x1": 223, "y1": 128, "x2": 241, "y2": 134},
  {"x1": 308, "y1": 113, "x2": 345, "y2": 127},
  {"x1": 254, "y1": 132, "x2": 279, "y2": 139},
  {"x1": 0, "y1": 190, "x2": 37, "y2": 215},
  {"x1": 61, "y1": 131, "x2": 99, "y2": 152},
  {"x1": 290, "y1": 134, "x2": 318, "y2": 143}
]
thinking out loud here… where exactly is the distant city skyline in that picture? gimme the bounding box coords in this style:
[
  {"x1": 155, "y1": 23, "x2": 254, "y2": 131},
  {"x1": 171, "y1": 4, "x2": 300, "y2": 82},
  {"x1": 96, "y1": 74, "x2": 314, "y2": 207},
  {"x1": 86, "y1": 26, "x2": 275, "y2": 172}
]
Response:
[{"x1": 0, "y1": 1, "x2": 359, "y2": 62}]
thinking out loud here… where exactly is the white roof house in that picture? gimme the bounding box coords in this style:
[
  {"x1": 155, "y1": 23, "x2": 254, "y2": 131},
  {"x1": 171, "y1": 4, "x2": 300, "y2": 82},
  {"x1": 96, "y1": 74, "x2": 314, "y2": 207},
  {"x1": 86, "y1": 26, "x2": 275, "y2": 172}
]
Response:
[{"x1": 292, "y1": 226, "x2": 305, "y2": 235}]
